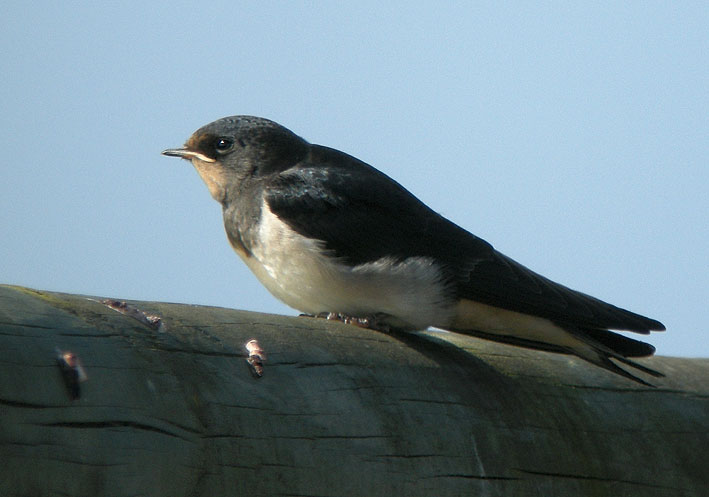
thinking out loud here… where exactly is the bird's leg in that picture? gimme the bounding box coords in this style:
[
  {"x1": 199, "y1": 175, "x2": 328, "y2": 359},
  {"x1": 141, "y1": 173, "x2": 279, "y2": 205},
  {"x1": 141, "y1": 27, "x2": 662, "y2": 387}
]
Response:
[{"x1": 305, "y1": 312, "x2": 392, "y2": 333}]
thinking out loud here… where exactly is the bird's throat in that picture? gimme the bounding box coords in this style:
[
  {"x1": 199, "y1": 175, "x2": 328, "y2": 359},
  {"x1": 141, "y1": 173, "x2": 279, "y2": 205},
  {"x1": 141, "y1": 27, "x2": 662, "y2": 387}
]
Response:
[{"x1": 191, "y1": 159, "x2": 227, "y2": 203}]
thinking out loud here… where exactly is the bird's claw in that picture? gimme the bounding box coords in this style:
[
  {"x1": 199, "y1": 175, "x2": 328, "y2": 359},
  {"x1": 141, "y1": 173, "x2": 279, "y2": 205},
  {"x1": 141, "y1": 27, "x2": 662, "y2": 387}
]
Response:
[{"x1": 309, "y1": 312, "x2": 392, "y2": 333}]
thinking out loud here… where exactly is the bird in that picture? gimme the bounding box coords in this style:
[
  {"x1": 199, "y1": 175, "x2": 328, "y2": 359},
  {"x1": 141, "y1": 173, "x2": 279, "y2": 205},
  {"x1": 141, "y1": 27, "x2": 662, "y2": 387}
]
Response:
[{"x1": 162, "y1": 115, "x2": 665, "y2": 385}]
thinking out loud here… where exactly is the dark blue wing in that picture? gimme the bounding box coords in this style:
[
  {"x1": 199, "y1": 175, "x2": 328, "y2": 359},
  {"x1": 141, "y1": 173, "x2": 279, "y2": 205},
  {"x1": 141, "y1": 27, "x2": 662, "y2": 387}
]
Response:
[{"x1": 265, "y1": 144, "x2": 665, "y2": 335}]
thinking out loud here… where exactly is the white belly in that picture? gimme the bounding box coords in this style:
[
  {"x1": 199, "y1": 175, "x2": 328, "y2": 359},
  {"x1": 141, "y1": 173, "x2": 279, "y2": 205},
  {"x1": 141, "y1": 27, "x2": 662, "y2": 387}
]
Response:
[{"x1": 234, "y1": 201, "x2": 455, "y2": 330}]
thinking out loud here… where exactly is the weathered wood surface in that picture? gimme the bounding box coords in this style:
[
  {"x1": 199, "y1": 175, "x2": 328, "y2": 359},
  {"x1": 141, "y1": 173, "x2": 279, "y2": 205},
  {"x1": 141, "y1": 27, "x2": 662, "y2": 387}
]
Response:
[{"x1": 0, "y1": 284, "x2": 707, "y2": 497}]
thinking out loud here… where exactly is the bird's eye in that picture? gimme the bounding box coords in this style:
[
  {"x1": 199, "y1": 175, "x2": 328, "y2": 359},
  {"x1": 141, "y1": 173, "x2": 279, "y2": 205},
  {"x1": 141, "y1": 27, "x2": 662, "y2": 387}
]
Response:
[{"x1": 215, "y1": 137, "x2": 234, "y2": 153}]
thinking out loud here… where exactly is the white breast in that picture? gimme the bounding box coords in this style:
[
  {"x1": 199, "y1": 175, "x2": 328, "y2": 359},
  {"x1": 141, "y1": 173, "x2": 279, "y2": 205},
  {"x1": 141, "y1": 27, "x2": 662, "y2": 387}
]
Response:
[{"x1": 233, "y1": 200, "x2": 455, "y2": 330}]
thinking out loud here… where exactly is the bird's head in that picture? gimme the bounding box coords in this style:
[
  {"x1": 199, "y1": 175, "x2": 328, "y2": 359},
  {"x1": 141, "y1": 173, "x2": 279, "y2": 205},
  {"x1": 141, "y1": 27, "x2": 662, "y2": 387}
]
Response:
[{"x1": 162, "y1": 116, "x2": 308, "y2": 203}]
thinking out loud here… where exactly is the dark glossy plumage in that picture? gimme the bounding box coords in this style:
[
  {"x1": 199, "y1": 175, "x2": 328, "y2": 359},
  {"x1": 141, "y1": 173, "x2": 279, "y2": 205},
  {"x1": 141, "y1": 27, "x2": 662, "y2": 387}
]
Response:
[
  {"x1": 266, "y1": 144, "x2": 665, "y2": 339},
  {"x1": 163, "y1": 115, "x2": 666, "y2": 385}
]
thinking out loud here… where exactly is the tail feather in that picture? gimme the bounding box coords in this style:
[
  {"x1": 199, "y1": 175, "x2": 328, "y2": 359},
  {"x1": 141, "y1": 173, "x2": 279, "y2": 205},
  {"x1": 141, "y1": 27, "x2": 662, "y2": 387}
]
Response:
[
  {"x1": 446, "y1": 325, "x2": 663, "y2": 386},
  {"x1": 615, "y1": 355, "x2": 664, "y2": 378},
  {"x1": 587, "y1": 354, "x2": 658, "y2": 387},
  {"x1": 566, "y1": 326, "x2": 664, "y2": 385},
  {"x1": 580, "y1": 327, "x2": 656, "y2": 357}
]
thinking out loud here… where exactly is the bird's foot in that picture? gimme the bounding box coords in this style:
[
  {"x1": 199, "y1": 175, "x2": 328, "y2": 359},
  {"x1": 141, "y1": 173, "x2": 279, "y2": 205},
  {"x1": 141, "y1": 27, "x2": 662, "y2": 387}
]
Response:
[{"x1": 303, "y1": 312, "x2": 392, "y2": 333}]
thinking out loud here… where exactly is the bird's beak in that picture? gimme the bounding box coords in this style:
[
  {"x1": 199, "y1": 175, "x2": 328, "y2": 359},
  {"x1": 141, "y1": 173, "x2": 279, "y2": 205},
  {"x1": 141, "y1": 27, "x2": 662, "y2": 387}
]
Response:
[{"x1": 161, "y1": 148, "x2": 216, "y2": 163}]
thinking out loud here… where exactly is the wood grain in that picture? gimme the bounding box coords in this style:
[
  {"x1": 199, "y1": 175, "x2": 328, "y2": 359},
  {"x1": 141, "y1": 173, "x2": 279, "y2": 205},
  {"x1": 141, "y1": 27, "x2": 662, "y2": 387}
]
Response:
[{"x1": 1, "y1": 285, "x2": 706, "y2": 496}]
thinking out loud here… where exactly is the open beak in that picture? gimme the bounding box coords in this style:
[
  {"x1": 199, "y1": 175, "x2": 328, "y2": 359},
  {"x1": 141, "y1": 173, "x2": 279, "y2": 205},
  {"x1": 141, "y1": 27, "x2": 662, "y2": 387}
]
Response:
[{"x1": 161, "y1": 148, "x2": 216, "y2": 163}]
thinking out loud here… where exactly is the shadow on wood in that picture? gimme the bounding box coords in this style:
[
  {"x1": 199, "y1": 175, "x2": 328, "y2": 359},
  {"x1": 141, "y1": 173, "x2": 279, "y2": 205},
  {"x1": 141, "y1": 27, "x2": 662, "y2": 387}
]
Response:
[{"x1": 1, "y1": 285, "x2": 707, "y2": 496}]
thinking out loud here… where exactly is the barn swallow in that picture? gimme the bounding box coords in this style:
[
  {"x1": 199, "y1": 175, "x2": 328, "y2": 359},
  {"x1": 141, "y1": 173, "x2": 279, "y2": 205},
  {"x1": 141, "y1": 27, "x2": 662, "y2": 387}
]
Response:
[{"x1": 163, "y1": 116, "x2": 665, "y2": 385}]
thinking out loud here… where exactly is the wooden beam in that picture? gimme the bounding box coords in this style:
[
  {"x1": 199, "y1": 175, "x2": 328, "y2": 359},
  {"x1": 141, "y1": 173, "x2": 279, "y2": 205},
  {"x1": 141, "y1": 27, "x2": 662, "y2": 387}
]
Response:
[{"x1": 1, "y1": 285, "x2": 707, "y2": 496}]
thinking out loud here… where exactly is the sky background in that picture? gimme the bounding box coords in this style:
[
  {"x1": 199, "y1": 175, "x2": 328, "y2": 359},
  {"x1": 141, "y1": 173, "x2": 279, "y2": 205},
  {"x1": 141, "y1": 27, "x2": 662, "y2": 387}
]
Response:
[{"x1": 1, "y1": 2, "x2": 707, "y2": 357}]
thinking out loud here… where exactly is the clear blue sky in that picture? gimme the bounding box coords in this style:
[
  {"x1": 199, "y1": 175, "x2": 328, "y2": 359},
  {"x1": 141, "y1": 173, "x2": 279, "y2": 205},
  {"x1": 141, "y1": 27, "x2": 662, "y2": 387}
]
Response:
[{"x1": 1, "y1": 3, "x2": 706, "y2": 357}]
